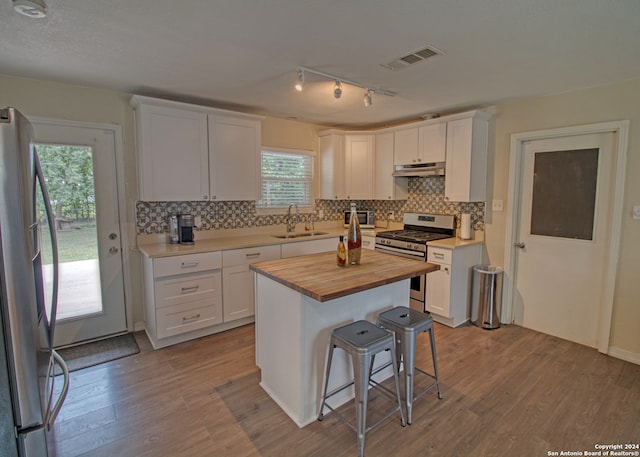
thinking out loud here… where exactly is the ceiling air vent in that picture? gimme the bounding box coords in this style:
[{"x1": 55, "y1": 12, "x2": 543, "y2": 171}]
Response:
[{"x1": 382, "y1": 46, "x2": 443, "y2": 71}]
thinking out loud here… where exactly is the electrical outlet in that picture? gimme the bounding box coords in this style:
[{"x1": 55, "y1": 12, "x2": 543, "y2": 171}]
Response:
[
  {"x1": 492, "y1": 200, "x2": 504, "y2": 212},
  {"x1": 388, "y1": 211, "x2": 395, "y2": 221},
  {"x1": 194, "y1": 215, "x2": 202, "y2": 227},
  {"x1": 318, "y1": 210, "x2": 324, "y2": 219},
  {"x1": 633, "y1": 205, "x2": 640, "y2": 220}
]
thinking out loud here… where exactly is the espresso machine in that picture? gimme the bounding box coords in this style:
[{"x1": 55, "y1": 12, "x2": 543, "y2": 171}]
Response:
[{"x1": 177, "y1": 214, "x2": 195, "y2": 245}]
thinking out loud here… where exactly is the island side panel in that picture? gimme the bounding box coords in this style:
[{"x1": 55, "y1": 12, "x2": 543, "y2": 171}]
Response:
[{"x1": 255, "y1": 274, "x2": 304, "y2": 424}]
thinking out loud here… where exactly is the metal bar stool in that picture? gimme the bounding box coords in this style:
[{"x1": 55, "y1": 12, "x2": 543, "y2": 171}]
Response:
[
  {"x1": 376, "y1": 306, "x2": 442, "y2": 424},
  {"x1": 318, "y1": 320, "x2": 406, "y2": 457}
]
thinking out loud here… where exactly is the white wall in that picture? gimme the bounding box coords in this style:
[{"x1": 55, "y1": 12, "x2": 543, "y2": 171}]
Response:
[{"x1": 485, "y1": 78, "x2": 640, "y2": 357}]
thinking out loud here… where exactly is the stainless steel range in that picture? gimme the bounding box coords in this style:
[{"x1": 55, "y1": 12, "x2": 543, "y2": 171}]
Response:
[{"x1": 375, "y1": 213, "x2": 455, "y2": 312}]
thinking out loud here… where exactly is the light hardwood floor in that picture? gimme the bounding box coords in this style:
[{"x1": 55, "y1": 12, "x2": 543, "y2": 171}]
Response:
[{"x1": 50, "y1": 322, "x2": 640, "y2": 457}]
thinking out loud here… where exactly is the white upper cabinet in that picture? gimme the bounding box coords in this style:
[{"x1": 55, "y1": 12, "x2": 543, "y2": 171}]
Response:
[
  {"x1": 444, "y1": 112, "x2": 490, "y2": 202},
  {"x1": 374, "y1": 132, "x2": 408, "y2": 200},
  {"x1": 318, "y1": 132, "x2": 345, "y2": 200},
  {"x1": 419, "y1": 123, "x2": 447, "y2": 163},
  {"x1": 319, "y1": 132, "x2": 377, "y2": 201},
  {"x1": 393, "y1": 123, "x2": 446, "y2": 165},
  {"x1": 208, "y1": 114, "x2": 261, "y2": 201},
  {"x1": 344, "y1": 134, "x2": 374, "y2": 200},
  {"x1": 132, "y1": 98, "x2": 209, "y2": 201},
  {"x1": 393, "y1": 127, "x2": 418, "y2": 165},
  {"x1": 131, "y1": 95, "x2": 263, "y2": 202}
]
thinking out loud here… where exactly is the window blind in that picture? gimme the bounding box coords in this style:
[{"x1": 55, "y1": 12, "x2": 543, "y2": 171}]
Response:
[{"x1": 259, "y1": 150, "x2": 314, "y2": 208}]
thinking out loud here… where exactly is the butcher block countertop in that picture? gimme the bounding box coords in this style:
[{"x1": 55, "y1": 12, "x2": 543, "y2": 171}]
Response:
[{"x1": 250, "y1": 250, "x2": 439, "y2": 302}]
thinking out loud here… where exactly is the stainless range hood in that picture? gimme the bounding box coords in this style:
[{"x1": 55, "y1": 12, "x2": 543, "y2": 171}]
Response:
[{"x1": 392, "y1": 161, "x2": 445, "y2": 177}]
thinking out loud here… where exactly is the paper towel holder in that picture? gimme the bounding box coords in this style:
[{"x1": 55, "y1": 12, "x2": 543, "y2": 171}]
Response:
[{"x1": 460, "y1": 213, "x2": 472, "y2": 240}]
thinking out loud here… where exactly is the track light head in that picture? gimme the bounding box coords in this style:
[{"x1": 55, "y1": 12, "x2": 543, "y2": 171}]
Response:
[
  {"x1": 294, "y1": 69, "x2": 304, "y2": 92},
  {"x1": 364, "y1": 89, "x2": 373, "y2": 107},
  {"x1": 333, "y1": 81, "x2": 342, "y2": 99}
]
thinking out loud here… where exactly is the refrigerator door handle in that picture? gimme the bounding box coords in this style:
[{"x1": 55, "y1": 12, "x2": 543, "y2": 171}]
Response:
[
  {"x1": 47, "y1": 350, "x2": 69, "y2": 429},
  {"x1": 34, "y1": 149, "x2": 59, "y2": 344}
]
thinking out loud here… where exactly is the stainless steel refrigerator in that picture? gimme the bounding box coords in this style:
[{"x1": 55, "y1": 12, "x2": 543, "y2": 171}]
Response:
[{"x1": 0, "y1": 108, "x2": 69, "y2": 457}]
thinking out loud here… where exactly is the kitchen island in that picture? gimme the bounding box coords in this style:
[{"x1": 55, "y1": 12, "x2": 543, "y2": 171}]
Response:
[{"x1": 250, "y1": 250, "x2": 439, "y2": 427}]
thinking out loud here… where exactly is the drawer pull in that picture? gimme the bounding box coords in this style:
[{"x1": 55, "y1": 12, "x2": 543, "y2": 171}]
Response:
[
  {"x1": 245, "y1": 252, "x2": 261, "y2": 258},
  {"x1": 181, "y1": 261, "x2": 200, "y2": 268},
  {"x1": 182, "y1": 314, "x2": 201, "y2": 323},
  {"x1": 181, "y1": 285, "x2": 200, "y2": 293},
  {"x1": 433, "y1": 253, "x2": 445, "y2": 259}
]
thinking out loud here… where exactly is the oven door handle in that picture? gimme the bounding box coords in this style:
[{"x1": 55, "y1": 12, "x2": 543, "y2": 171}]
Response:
[{"x1": 375, "y1": 245, "x2": 426, "y2": 259}]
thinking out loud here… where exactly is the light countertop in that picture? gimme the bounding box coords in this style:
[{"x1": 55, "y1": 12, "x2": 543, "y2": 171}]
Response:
[
  {"x1": 137, "y1": 222, "x2": 484, "y2": 258},
  {"x1": 136, "y1": 224, "x2": 395, "y2": 258},
  {"x1": 428, "y1": 236, "x2": 484, "y2": 249}
]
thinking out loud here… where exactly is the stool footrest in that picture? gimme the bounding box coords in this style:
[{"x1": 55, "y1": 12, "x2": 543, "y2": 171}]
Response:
[{"x1": 319, "y1": 380, "x2": 405, "y2": 435}]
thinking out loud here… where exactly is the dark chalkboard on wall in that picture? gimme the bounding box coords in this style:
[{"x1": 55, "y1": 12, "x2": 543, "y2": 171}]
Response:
[{"x1": 530, "y1": 148, "x2": 599, "y2": 240}]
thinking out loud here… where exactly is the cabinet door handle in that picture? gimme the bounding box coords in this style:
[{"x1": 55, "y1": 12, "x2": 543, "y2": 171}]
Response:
[
  {"x1": 181, "y1": 261, "x2": 199, "y2": 268},
  {"x1": 433, "y1": 252, "x2": 445, "y2": 259},
  {"x1": 245, "y1": 252, "x2": 261, "y2": 258},
  {"x1": 181, "y1": 285, "x2": 200, "y2": 293},
  {"x1": 182, "y1": 314, "x2": 201, "y2": 323},
  {"x1": 443, "y1": 267, "x2": 450, "y2": 274}
]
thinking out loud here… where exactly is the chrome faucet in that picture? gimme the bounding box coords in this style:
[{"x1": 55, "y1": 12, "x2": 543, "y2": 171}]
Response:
[{"x1": 286, "y1": 204, "x2": 299, "y2": 232}]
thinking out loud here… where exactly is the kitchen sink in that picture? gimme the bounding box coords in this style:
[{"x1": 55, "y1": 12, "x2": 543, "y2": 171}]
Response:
[{"x1": 272, "y1": 232, "x2": 329, "y2": 239}]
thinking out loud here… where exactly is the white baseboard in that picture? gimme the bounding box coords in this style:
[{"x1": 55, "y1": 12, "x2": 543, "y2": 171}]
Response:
[
  {"x1": 133, "y1": 321, "x2": 146, "y2": 332},
  {"x1": 608, "y1": 346, "x2": 640, "y2": 365}
]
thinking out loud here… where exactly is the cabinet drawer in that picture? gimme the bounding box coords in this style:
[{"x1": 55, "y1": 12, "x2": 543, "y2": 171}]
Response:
[
  {"x1": 154, "y1": 251, "x2": 222, "y2": 277},
  {"x1": 427, "y1": 247, "x2": 452, "y2": 265},
  {"x1": 154, "y1": 271, "x2": 221, "y2": 308},
  {"x1": 222, "y1": 244, "x2": 281, "y2": 267},
  {"x1": 156, "y1": 299, "x2": 222, "y2": 339}
]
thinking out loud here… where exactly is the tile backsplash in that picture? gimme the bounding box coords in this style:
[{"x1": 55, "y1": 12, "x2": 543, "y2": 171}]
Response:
[{"x1": 136, "y1": 176, "x2": 485, "y2": 235}]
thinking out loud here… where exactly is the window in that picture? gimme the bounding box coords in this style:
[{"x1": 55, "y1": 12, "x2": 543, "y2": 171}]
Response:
[{"x1": 258, "y1": 148, "x2": 314, "y2": 209}]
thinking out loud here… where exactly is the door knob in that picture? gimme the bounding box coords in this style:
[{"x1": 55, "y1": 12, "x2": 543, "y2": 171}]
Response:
[
  {"x1": 109, "y1": 233, "x2": 118, "y2": 240},
  {"x1": 514, "y1": 242, "x2": 526, "y2": 249},
  {"x1": 109, "y1": 247, "x2": 119, "y2": 254}
]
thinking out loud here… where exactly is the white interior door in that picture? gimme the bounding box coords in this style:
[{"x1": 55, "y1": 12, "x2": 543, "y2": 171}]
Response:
[
  {"x1": 513, "y1": 132, "x2": 615, "y2": 348},
  {"x1": 32, "y1": 121, "x2": 127, "y2": 347}
]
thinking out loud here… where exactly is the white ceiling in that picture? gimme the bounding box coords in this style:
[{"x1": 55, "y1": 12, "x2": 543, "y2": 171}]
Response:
[{"x1": 1, "y1": 0, "x2": 640, "y2": 128}]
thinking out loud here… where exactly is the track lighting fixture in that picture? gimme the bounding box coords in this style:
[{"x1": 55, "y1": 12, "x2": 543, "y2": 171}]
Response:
[
  {"x1": 293, "y1": 66, "x2": 395, "y2": 107},
  {"x1": 333, "y1": 81, "x2": 342, "y2": 99},
  {"x1": 294, "y1": 69, "x2": 304, "y2": 92}
]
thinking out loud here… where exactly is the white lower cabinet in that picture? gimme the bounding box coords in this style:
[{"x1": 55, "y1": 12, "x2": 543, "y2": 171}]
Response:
[
  {"x1": 425, "y1": 244, "x2": 482, "y2": 327},
  {"x1": 222, "y1": 245, "x2": 281, "y2": 322},
  {"x1": 281, "y1": 237, "x2": 338, "y2": 258},
  {"x1": 144, "y1": 252, "x2": 223, "y2": 348},
  {"x1": 144, "y1": 238, "x2": 341, "y2": 348},
  {"x1": 362, "y1": 235, "x2": 376, "y2": 251}
]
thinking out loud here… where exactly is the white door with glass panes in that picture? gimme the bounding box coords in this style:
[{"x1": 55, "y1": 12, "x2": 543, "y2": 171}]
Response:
[
  {"x1": 514, "y1": 132, "x2": 616, "y2": 349},
  {"x1": 32, "y1": 120, "x2": 128, "y2": 347}
]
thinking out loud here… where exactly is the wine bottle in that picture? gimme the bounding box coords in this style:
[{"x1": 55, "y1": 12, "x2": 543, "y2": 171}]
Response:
[{"x1": 347, "y1": 203, "x2": 362, "y2": 265}]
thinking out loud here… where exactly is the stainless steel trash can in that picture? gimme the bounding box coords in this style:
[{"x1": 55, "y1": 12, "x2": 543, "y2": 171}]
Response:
[{"x1": 470, "y1": 265, "x2": 503, "y2": 329}]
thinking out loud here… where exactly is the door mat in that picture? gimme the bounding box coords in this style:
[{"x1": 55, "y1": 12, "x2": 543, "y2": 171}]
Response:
[{"x1": 55, "y1": 333, "x2": 140, "y2": 375}]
